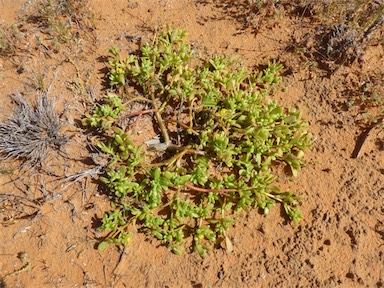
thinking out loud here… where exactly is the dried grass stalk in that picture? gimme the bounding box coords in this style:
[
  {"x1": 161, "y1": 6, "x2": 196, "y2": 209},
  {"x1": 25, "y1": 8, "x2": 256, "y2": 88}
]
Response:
[{"x1": 0, "y1": 92, "x2": 68, "y2": 169}]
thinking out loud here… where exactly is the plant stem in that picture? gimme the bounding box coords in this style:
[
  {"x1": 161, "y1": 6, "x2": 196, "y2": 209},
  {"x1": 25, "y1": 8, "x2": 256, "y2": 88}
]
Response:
[
  {"x1": 184, "y1": 183, "x2": 237, "y2": 195},
  {"x1": 149, "y1": 87, "x2": 171, "y2": 146},
  {"x1": 169, "y1": 119, "x2": 199, "y2": 136},
  {"x1": 149, "y1": 148, "x2": 203, "y2": 167},
  {"x1": 123, "y1": 96, "x2": 152, "y2": 106}
]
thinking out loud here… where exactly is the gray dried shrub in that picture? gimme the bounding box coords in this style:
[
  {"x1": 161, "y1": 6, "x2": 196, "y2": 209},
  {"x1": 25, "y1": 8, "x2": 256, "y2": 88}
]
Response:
[{"x1": 0, "y1": 93, "x2": 68, "y2": 169}]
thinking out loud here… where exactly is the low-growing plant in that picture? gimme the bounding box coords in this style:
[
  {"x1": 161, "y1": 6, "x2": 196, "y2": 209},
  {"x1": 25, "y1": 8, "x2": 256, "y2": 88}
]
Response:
[
  {"x1": 83, "y1": 28, "x2": 311, "y2": 256},
  {"x1": 0, "y1": 0, "x2": 95, "y2": 62},
  {"x1": 0, "y1": 23, "x2": 29, "y2": 57},
  {"x1": 347, "y1": 73, "x2": 384, "y2": 129},
  {"x1": 358, "y1": 82, "x2": 384, "y2": 128},
  {"x1": 34, "y1": 0, "x2": 90, "y2": 43}
]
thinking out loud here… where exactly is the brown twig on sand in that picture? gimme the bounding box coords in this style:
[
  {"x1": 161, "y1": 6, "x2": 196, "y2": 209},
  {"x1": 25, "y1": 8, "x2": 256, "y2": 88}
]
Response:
[{"x1": 351, "y1": 117, "x2": 383, "y2": 158}]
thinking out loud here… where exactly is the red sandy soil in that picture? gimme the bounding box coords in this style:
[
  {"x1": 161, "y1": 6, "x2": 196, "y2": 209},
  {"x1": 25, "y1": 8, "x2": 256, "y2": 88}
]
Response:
[{"x1": 0, "y1": 1, "x2": 383, "y2": 287}]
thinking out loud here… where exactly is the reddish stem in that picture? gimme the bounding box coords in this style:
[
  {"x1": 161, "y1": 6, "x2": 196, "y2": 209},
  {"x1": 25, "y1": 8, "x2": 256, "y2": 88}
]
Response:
[{"x1": 184, "y1": 183, "x2": 238, "y2": 195}]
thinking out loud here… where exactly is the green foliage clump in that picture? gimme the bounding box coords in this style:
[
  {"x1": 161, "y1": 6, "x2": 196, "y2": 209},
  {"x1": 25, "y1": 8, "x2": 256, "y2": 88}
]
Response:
[{"x1": 83, "y1": 28, "x2": 311, "y2": 256}]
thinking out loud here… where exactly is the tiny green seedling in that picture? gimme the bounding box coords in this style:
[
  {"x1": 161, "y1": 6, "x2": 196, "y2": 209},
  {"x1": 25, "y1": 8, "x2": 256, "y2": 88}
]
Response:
[{"x1": 83, "y1": 28, "x2": 311, "y2": 256}]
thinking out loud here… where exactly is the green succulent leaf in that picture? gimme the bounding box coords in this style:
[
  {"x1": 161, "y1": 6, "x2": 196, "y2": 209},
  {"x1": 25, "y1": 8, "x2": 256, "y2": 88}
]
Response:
[{"x1": 84, "y1": 28, "x2": 311, "y2": 255}]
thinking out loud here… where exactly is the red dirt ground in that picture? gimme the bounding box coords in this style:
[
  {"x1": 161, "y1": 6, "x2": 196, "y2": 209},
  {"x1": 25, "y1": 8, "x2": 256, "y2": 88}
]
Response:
[{"x1": 1, "y1": 1, "x2": 383, "y2": 287}]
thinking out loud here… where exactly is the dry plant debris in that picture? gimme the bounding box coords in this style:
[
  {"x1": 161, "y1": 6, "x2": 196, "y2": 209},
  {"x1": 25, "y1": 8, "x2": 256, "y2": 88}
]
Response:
[{"x1": 0, "y1": 93, "x2": 68, "y2": 170}]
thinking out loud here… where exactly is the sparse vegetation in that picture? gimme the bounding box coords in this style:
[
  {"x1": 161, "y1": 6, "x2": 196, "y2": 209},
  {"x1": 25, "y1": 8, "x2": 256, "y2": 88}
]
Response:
[
  {"x1": 83, "y1": 28, "x2": 311, "y2": 255},
  {"x1": 347, "y1": 73, "x2": 384, "y2": 128},
  {"x1": 0, "y1": 23, "x2": 29, "y2": 57},
  {"x1": 0, "y1": 0, "x2": 95, "y2": 63},
  {"x1": 29, "y1": 0, "x2": 94, "y2": 46},
  {"x1": 295, "y1": 0, "x2": 384, "y2": 72}
]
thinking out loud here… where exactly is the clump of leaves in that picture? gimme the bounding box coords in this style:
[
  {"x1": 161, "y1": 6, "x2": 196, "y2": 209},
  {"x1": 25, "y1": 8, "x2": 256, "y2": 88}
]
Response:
[
  {"x1": 347, "y1": 73, "x2": 384, "y2": 129},
  {"x1": 84, "y1": 28, "x2": 311, "y2": 256},
  {"x1": 0, "y1": 93, "x2": 68, "y2": 170},
  {"x1": 357, "y1": 81, "x2": 384, "y2": 128}
]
